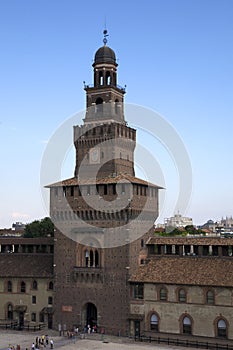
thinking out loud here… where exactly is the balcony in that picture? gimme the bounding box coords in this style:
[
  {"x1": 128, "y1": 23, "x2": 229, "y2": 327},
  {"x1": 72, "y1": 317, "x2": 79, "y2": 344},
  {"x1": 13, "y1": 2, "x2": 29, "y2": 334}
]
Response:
[{"x1": 73, "y1": 266, "x2": 103, "y2": 284}]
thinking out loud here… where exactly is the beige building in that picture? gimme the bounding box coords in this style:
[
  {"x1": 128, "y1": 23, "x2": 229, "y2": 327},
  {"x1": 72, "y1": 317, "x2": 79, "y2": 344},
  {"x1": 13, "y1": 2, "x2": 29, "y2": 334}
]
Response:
[
  {"x1": 0, "y1": 237, "x2": 54, "y2": 329},
  {"x1": 129, "y1": 236, "x2": 233, "y2": 340}
]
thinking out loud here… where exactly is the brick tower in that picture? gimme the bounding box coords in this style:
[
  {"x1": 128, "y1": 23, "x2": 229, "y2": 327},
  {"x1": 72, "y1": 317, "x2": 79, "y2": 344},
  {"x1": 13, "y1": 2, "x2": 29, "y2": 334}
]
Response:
[{"x1": 48, "y1": 31, "x2": 160, "y2": 335}]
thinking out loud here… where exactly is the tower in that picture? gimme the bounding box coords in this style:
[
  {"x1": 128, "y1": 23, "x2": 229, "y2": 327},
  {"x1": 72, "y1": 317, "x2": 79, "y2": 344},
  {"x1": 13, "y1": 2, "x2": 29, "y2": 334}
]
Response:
[{"x1": 48, "y1": 31, "x2": 161, "y2": 335}]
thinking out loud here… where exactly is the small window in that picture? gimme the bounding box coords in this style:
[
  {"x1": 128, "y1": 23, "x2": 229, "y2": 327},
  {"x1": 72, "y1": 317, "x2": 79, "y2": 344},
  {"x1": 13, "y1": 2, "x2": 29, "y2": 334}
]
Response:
[
  {"x1": 48, "y1": 296, "x2": 53, "y2": 305},
  {"x1": 178, "y1": 289, "x2": 186, "y2": 302},
  {"x1": 70, "y1": 187, "x2": 74, "y2": 196},
  {"x1": 32, "y1": 296, "x2": 36, "y2": 304},
  {"x1": 39, "y1": 313, "x2": 44, "y2": 323},
  {"x1": 104, "y1": 185, "x2": 108, "y2": 195},
  {"x1": 48, "y1": 281, "x2": 54, "y2": 290},
  {"x1": 7, "y1": 281, "x2": 12, "y2": 293},
  {"x1": 32, "y1": 280, "x2": 38, "y2": 290},
  {"x1": 160, "y1": 288, "x2": 167, "y2": 301},
  {"x1": 63, "y1": 186, "x2": 66, "y2": 197},
  {"x1": 132, "y1": 283, "x2": 144, "y2": 299},
  {"x1": 31, "y1": 313, "x2": 36, "y2": 322},
  {"x1": 7, "y1": 304, "x2": 13, "y2": 320},
  {"x1": 207, "y1": 290, "x2": 214, "y2": 304},
  {"x1": 20, "y1": 281, "x2": 26, "y2": 293},
  {"x1": 141, "y1": 239, "x2": 144, "y2": 248},
  {"x1": 150, "y1": 314, "x2": 158, "y2": 331}
]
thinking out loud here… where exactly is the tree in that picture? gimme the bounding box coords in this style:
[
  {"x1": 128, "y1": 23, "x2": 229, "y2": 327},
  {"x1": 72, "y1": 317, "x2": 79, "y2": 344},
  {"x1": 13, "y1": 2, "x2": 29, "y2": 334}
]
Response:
[{"x1": 23, "y1": 217, "x2": 54, "y2": 238}]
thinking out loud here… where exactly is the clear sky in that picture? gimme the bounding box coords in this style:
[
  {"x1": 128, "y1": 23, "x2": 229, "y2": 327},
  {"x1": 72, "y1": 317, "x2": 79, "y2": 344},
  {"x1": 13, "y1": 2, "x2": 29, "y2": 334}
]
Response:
[{"x1": 0, "y1": 0, "x2": 232, "y2": 228}]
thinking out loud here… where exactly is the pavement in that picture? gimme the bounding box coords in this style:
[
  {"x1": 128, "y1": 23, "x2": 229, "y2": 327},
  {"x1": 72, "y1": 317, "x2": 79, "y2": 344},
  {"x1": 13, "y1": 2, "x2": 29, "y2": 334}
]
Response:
[{"x1": 0, "y1": 330, "x2": 188, "y2": 350}]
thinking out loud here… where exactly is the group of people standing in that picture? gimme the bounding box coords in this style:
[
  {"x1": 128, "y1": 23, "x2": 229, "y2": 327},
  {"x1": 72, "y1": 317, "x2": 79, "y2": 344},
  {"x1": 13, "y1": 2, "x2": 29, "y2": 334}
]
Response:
[
  {"x1": 31, "y1": 335, "x2": 54, "y2": 350},
  {"x1": 7, "y1": 335, "x2": 54, "y2": 350}
]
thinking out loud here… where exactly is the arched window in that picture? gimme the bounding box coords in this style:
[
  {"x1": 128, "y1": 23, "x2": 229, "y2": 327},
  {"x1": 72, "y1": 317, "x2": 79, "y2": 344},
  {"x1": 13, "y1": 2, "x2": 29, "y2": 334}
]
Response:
[
  {"x1": 7, "y1": 304, "x2": 13, "y2": 320},
  {"x1": 106, "y1": 71, "x2": 111, "y2": 85},
  {"x1": 48, "y1": 281, "x2": 54, "y2": 290},
  {"x1": 90, "y1": 250, "x2": 94, "y2": 267},
  {"x1": 206, "y1": 290, "x2": 214, "y2": 304},
  {"x1": 32, "y1": 280, "x2": 38, "y2": 290},
  {"x1": 95, "y1": 250, "x2": 99, "y2": 267},
  {"x1": 150, "y1": 314, "x2": 158, "y2": 331},
  {"x1": 85, "y1": 250, "x2": 89, "y2": 267},
  {"x1": 20, "y1": 281, "x2": 26, "y2": 293},
  {"x1": 159, "y1": 288, "x2": 167, "y2": 301},
  {"x1": 217, "y1": 319, "x2": 227, "y2": 338},
  {"x1": 7, "y1": 281, "x2": 12, "y2": 292},
  {"x1": 183, "y1": 316, "x2": 192, "y2": 334},
  {"x1": 178, "y1": 289, "x2": 186, "y2": 302}
]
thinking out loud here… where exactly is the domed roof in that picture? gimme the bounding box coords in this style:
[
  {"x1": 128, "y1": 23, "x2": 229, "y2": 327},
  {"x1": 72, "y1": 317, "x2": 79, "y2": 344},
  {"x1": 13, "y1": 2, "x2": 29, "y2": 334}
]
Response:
[{"x1": 94, "y1": 45, "x2": 116, "y2": 65}]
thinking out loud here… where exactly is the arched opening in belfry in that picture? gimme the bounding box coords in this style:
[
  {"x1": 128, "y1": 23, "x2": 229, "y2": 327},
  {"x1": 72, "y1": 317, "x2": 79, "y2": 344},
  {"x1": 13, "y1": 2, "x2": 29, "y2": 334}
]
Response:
[
  {"x1": 99, "y1": 71, "x2": 103, "y2": 85},
  {"x1": 106, "y1": 71, "x2": 111, "y2": 85}
]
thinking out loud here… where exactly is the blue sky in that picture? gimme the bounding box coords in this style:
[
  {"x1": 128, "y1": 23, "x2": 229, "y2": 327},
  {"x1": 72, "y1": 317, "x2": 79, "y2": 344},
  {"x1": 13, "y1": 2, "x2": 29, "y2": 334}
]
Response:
[{"x1": 0, "y1": 0, "x2": 232, "y2": 228}]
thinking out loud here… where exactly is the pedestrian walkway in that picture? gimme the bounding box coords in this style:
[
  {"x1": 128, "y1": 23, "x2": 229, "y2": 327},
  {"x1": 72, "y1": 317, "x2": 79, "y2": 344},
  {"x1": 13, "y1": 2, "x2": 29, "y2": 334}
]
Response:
[{"x1": 0, "y1": 329, "x2": 200, "y2": 350}]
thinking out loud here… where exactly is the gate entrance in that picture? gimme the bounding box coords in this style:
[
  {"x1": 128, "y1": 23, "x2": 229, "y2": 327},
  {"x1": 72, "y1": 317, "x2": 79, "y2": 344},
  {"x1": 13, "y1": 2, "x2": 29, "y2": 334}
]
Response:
[{"x1": 85, "y1": 303, "x2": 97, "y2": 328}]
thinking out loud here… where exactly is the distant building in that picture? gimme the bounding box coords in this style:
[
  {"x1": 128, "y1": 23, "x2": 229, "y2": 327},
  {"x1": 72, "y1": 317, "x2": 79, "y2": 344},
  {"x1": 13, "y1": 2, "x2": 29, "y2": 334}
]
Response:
[
  {"x1": 12, "y1": 222, "x2": 25, "y2": 231},
  {"x1": 200, "y1": 216, "x2": 233, "y2": 234},
  {"x1": 164, "y1": 213, "x2": 193, "y2": 228}
]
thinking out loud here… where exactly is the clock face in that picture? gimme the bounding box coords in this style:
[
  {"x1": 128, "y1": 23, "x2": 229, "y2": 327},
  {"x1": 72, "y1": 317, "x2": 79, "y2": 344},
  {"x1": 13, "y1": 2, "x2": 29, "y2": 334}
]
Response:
[{"x1": 90, "y1": 147, "x2": 100, "y2": 164}]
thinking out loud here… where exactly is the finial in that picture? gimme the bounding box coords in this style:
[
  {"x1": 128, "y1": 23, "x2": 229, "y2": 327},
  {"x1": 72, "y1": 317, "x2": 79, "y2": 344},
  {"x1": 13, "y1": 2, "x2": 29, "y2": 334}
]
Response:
[{"x1": 103, "y1": 29, "x2": 108, "y2": 45}]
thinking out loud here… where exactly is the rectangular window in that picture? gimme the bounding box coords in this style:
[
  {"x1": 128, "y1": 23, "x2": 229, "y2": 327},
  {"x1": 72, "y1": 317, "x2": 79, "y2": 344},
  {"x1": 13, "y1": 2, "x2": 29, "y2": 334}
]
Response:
[
  {"x1": 32, "y1": 296, "x2": 36, "y2": 304},
  {"x1": 132, "y1": 283, "x2": 144, "y2": 299},
  {"x1": 7, "y1": 281, "x2": 12, "y2": 292},
  {"x1": 48, "y1": 296, "x2": 53, "y2": 305},
  {"x1": 31, "y1": 313, "x2": 36, "y2": 322},
  {"x1": 63, "y1": 186, "x2": 66, "y2": 197},
  {"x1": 70, "y1": 186, "x2": 74, "y2": 196}
]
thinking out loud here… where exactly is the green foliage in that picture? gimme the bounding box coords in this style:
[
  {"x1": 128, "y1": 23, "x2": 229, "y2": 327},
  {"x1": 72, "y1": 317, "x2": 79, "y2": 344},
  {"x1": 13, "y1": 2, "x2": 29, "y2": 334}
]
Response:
[
  {"x1": 155, "y1": 225, "x2": 206, "y2": 237},
  {"x1": 23, "y1": 217, "x2": 54, "y2": 238}
]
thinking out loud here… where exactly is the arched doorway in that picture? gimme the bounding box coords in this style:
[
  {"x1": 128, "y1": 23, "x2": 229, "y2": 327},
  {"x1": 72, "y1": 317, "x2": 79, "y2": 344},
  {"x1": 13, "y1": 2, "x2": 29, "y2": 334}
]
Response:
[{"x1": 84, "y1": 303, "x2": 97, "y2": 329}]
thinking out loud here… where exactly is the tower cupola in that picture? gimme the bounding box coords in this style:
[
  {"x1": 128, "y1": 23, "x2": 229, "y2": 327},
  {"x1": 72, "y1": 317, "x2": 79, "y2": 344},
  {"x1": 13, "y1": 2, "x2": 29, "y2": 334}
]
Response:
[{"x1": 83, "y1": 29, "x2": 126, "y2": 124}]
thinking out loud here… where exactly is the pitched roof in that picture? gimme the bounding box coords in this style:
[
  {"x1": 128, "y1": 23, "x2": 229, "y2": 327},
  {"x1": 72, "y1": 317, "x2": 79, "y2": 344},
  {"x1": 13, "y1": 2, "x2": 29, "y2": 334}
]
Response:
[
  {"x1": 0, "y1": 254, "x2": 53, "y2": 278},
  {"x1": 130, "y1": 256, "x2": 233, "y2": 287},
  {"x1": 147, "y1": 236, "x2": 233, "y2": 246},
  {"x1": 46, "y1": 173, "x2": 162, "y2": 189}
]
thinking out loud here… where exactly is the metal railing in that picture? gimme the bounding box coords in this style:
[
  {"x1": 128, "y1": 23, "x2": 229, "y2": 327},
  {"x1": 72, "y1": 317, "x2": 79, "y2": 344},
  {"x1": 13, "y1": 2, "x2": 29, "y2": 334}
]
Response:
[{"x1": 135, "y1": 334, "x2": 233, "y2": 350}]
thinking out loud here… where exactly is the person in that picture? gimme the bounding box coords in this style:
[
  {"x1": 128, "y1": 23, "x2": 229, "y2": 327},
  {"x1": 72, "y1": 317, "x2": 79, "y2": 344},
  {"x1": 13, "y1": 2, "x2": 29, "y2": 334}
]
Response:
[
  {"x1": 50, "y1": 340, "x2": 53, "y2": 349},
  {"x1": 45, "y1": 335, "x2": 49, "y2": 346},
  {"x1": 31, "y1": 343, "x2": 35, "y2": 350}
]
